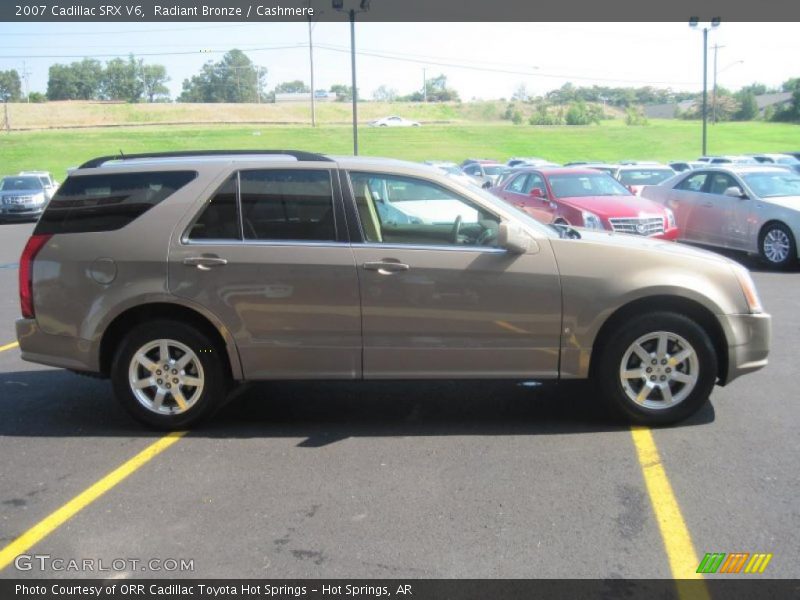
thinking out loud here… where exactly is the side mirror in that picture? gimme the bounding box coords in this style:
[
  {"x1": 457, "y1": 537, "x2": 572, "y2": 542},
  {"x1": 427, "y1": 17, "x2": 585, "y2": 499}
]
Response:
[
  {"x1": 530, "y1": 188, "x2": 545, "y2": 198},
  {"x1": 723, "y1": 186, "x2": 747, "y2": 199},
  {"x1": 498, "y1": 221, "x2": 532, "y2": 254}
]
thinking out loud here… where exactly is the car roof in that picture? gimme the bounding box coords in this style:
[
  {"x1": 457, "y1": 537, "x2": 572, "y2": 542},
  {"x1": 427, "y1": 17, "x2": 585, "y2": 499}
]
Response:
[
  {"x1": 512, "y1": 166, "x2": 607, "y2": 176},
  {"x1": 696, "y1": 165, "x2": 790, "y2": 175}
]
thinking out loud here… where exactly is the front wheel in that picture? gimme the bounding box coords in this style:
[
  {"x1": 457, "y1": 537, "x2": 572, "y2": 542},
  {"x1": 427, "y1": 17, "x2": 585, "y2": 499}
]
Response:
[
  {"x1": 759, "y1": 222, "x2": 796, "y2": 269},
  {"x1": 111, "y1": 320, "x2": 228, "y2": 429},
  {"x1": 595, "y1": 312, "x2": 717, "y2": 425}
]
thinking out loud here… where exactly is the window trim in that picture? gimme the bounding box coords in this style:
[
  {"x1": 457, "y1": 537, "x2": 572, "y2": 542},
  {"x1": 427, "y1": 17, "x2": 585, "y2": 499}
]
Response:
[{"x1": 184, "y1": 167, "x2": 340, "y2": 245}]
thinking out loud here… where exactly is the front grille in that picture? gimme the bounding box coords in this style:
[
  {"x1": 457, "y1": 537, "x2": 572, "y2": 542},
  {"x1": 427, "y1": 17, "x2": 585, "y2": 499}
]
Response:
[
  {"x1": 608, "y1": 216, "x2": 664, "y2": 236},
  {"x1": 3, "y1": 195, "x2": 34, "y2": 205}
]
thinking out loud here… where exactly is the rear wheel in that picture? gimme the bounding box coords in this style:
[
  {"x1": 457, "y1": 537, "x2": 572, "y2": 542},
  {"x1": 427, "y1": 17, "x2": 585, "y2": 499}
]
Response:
[
  {"x1": 111, "y1": 320, "x2": 228, "y2": 429},
  {"x1": 759, "y1": 222, "x2": 795, "y2": 269},
  {"x1": 595, "y1": 312, "x2": 717, "y2": 425}
]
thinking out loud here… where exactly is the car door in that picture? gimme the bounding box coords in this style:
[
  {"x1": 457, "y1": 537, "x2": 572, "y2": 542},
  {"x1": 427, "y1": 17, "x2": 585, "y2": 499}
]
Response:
[
  {"x1": 702, "y1": 171, "x2": 743, "y2": 247},
  {"x1": 668, "y1": 171, "x2": 711, "y2": 243},
  {"x1": 502, "y1": 172, "x2": 554, "y2": 223},
  {"x1": 169, "y1": 167, "x2": 362, "y2": 380},
  {"x1": 344, "y1": 170, "x2": 562, "y2": 379},
  {"x1": 712, "y1": 172, "x2": 754, "y2": 250}
]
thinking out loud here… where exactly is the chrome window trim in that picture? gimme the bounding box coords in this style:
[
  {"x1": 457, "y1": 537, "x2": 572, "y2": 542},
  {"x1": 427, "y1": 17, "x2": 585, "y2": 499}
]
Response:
[
  {"x1": 353, "y1": 242, "x2": 508, "y2": 254},
  {"x1": 181, "y1": 238, "x2": 350, "y2": 248}
]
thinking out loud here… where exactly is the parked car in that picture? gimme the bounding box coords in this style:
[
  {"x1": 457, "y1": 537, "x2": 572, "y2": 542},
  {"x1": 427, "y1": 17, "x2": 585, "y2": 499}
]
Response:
[
  {"x1": 779, "y1": 151, "x2": 800, "y2": 161},
  {"x1": 0, "y1": 175, "x2": 49, "y2": 221},
  {"x1": 19, "y1": 170, "x2": 59, "y2": 199},
  {"x1": 422, "y1": 161, "x2": 477, "y2": 188},
  {"x1": 489, "y1": 167, "x2": 679, "y2": 240},
  {"x1": 574, "y1": 163, "x2": 619, "y2": 176},
  {"x1": 506, "y1": 157, "x2": 556, "y2": 168},
  {"x1": 611, "y1": 165, "x2": 676, "y2": 195},
  {"x1": 16, "y1": 150, "x2": 769, "y2": 429},
  {"x1": 748, "y1": 153, "x2": 800, "y2": 174},
  {"x1": 697, "y1": 155, "x2": 759, "y2": 165},
  {"x1": 669, "y1": 161, "x2": 705, "y2": 173},
  {"x1": 462, "y1": 160, "x2": 505, "y2": 188},
  {"x1": 369, "y1": 116, "x2": 420, "y2": 127},
  {"x1": 641, "y1": 165, "x2": 800, "y2": 268}
]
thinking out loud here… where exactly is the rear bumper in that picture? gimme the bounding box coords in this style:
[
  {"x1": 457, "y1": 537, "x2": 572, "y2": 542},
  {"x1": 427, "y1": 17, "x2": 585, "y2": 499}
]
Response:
[
  {"x1": 719, "y1": 312, "x2": 771, "y2": 385},
  {"x1": 15, "y1": 318, "x2": 100, "y2": 373}
]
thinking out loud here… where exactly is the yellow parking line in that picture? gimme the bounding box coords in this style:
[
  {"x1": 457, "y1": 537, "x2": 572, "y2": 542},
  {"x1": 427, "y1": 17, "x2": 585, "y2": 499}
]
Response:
[
  {"x1": 630, "y1": 426, "x2": 709, "y2": 597},
  {"x1": 0, "y1": 341, "x2": 19, "y2": 353},
  {"x1": 0, "y1": 431, "x2": 187, "y2": 571}
]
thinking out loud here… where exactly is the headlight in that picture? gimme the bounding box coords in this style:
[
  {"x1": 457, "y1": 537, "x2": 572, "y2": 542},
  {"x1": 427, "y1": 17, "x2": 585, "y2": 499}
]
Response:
[
  {"x1": 664, "y1": 207, "x2": 676, "y2": 229},
  {"x1": 581, "y1": 210, "x2": 604, "y2": 230},
  {"x1": 732, "y1": 264, "x2": 763, "y2": 314},
  {"x1": 32, "y1": 193, "x2": 46, "y2": 205}
]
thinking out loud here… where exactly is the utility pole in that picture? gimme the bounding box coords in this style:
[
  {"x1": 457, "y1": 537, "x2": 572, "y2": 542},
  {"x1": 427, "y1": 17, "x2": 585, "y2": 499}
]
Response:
[
  {"x1": 3, "y1": 101, "x2": 10, "y2": 133},
  {"x1": 702, "y1": 27, "x2": 708, "y2": 154},
  {"x1": 349, "y1": 9, "x2": 358, "y2": 154},
  {"x1": 712, "y1": 44, "x2": 724, "y2": 125},
  {"x1": 21, "y1": 61, "x2": 31, "y2": 103},
  {"x1": 423, "y1": 68, "x2": 427, "y2": 103},
  {"x1": 308, "y1": 16, "x2": 316, "y2": 126}
]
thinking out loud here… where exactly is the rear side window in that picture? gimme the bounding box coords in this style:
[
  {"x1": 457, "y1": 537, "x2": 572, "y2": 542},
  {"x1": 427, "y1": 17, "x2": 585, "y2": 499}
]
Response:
[
  {"x1": 188, "y1": 176, "x2": 240, "y2": 240},
  {"x1": 35, "y1": 171, "x2": 197, "y2": 235}
]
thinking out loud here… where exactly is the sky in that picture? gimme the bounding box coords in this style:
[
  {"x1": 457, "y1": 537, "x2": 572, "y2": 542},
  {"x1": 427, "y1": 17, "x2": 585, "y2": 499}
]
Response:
[{"x1": 0, "y1": 22, "x2": 798, "y2": 100}]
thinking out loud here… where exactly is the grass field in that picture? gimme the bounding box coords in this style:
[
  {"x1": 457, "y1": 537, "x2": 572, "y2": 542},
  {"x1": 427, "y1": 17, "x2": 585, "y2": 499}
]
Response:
[{"x1": 1, "y1": 118, "x2": 798, "y2": 180}]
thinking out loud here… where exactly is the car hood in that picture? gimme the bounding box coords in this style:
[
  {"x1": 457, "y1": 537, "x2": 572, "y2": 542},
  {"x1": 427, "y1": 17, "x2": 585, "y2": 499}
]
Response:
[
  {"x1": 566, "y1": 229, "x2": 733, "y2": 265},
  {"x1": 557, "y1": 194, "x2": 666, "y2": 217},
  {"x1": 761, "y1": 196, "x2": 800, "y2": 212}
]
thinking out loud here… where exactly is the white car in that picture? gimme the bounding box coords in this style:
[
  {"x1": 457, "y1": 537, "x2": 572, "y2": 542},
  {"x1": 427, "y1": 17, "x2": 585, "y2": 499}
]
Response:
[
  {"x1": 19, "y1": 170, "x2": 59, "y2": 199},
  {"x1": 370, "y1": 116, "x2": 421, "y2": 128},
  {"x1": 422, "y1": 161, "x2": 478, "y2": 188}
]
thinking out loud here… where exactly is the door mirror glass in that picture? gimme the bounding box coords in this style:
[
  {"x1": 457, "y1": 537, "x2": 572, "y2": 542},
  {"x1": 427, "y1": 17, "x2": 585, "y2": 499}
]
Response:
[
  {"x1": 723, "y1": 186, "x2": 746, "y2": 199},
  {"x1": 498, "y1": 221, "x2": 531, "y2": 254}
]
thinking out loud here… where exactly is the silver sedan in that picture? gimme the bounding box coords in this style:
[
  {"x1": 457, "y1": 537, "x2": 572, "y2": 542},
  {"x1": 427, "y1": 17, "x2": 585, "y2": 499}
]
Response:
[{"x1": 642, "y1": 166, "x2": 800, "y2": 268}]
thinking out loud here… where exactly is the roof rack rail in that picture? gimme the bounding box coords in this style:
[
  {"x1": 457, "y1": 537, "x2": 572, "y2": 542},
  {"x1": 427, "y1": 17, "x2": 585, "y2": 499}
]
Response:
[{"x1": 79, "y1": 150, "x2": 333, "y2": 169}]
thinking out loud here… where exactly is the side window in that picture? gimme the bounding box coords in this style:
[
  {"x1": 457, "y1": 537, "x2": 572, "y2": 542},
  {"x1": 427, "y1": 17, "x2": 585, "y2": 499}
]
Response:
[
  {"x1": 707, "y1": 173, "x2": 738, "y2": 196},
  {"x1": 464, "y1": 165, "x2": 477, "y2": 175},
  {"x1": 240, "y1": 169, "x2": 335, "y2": 241},
  {"x1": 507, "y1": 174, "x2": 529, "y2": 193},
  {"x1": 189, "y1": 175, "x2": 240, "y2": 240},
  {"x1": 349, "y1": 172, "x2": 500, "y2": 248},
  {"x1": 676, "y1": 172, "x2": 708, "y2": 192},
  {"x1": 35, "y1": 171, "x2": 197, "y2": 235},
  {"x1": 522, "y1": 173, "x2": 546, "y2": 195}
]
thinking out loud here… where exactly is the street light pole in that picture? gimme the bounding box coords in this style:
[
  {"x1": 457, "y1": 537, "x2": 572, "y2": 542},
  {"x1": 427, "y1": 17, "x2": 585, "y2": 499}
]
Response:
[
  {"x1": 712, "y1": 43, "x2": 724, "y2": 125},
  {"x1": 308, "y1": 17, "x2": 316, "y2": 127},
  {"x1": 702, "y1": 26, "x2": 708, "y2": 153},
  {"x1": 349, "y1": 8, "x2": 358, "y2": 155}
]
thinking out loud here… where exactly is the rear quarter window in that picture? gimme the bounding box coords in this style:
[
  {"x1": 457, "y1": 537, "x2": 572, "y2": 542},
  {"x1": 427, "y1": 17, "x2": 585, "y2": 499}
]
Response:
[{"x1": 34, "y1": 171, "x2": 197, "y2": 235}]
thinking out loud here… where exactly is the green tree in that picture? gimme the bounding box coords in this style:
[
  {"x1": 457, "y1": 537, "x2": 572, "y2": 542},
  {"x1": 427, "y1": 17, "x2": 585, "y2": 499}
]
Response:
[
  {"x1": 47, "y1": 59, "x2": 103, "y2": 100},
  {"x1": 274, "y1": 80, "x2": 310, "y2": 94},
  {"x1": 102, "y1": 55, "x2": 143, "y2": 102},
  {"x1": 141, "y1": 63, "x2": 170, "y2": 102},
  {"x1": 179, "y1": 50, "x2": 265, "y2": 103},
  {"x1": 624, "y1": 106, "x2": 649, "y2": 126},
  {"x1": 735, "y1": 92, "x2": 758, "y2": 121},
  {"x1": 564, "y1": 101, "x2": 599, "y2": 125},
  {"x1": 372, "y1": 85, "x2": 397, "y2": 102},
  {"x1": 329, "y1": 84, "x2": 355, "y2": 102},
  {"x1": 0, "y1": 69, "x2": 22, "y2": 101}
]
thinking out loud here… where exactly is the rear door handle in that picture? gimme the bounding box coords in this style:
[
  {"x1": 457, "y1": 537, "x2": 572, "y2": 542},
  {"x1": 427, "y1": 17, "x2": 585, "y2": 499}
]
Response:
[
  {"x1": 184, "y1": 256, "x2": 228, "y2": 270},
  {"x1": 363, "y1": 261, "x2": 410, "y2": 274}
]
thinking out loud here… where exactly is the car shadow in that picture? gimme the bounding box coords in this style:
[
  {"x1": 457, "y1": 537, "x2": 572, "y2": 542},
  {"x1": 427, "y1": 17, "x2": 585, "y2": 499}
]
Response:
[{"x1": 0, "y1": 369, "x2": 716, "y2": 444}]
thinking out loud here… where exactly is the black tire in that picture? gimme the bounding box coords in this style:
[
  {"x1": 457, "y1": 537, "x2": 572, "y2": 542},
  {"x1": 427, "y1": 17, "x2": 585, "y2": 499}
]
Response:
[
  {"x1": 758, "y1": 222, "x2": 796, "y2": 270},
  {"x1": 111, "y1": 320, "x2": 229, "y2": 429},
  {"x1": 594, "y1": 312, "x2": 717, "y2": 425}
]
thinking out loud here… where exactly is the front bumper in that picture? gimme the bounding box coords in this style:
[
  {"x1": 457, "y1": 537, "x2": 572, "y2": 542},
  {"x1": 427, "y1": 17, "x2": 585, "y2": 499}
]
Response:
[
  {"x1": 652, "y1": 227, "x2": 680, "y2": 241},
  {"x1": 0, "y1": 206, "x2": 44, "y2": 220},
  {"x1": 15, "y1": 318, "x2": 101, "y2": 373},
  {"x1": 718, "y1": 312, "x2": 771, "y2": 385}
]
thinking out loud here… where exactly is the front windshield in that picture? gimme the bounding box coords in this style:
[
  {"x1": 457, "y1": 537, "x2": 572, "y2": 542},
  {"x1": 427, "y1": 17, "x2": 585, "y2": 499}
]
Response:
[
  {"x1": 618, "y1": 169, "x2": 675, "y2": 185},
  {"x1": 483, "y1": 166, "x2": 504, "y2": 176},
  {"x1": 743, "y1": 172, "x2": 800, "y2": 198},
  {"x1": 548, "y1": 173, "x2": 631, "y2": 197},
  {"x1": 0, "y1": 176, "x2": 43, "y2": 191}
]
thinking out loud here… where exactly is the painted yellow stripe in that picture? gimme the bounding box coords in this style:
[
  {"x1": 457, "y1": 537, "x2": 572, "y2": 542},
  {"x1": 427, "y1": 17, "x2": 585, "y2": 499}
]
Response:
[
  {"x1": 631, "y1": 427, "x2": 709, "y2": 598},
  {"x1": 0, "y1": 431, "x2": 187, "y2": 571},
  {"x1": 0, "y1": 341, "x2": 19, "y2": 353}
]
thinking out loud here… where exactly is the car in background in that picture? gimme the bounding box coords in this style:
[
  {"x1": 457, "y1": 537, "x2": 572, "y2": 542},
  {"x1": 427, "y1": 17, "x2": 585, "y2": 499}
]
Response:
[
  {"x1": 489, "y1": 167, "x2": 678, "y2": 240},
  {"x1": 422, "y1": 161, "x2": 478, "y2": 187},
  {"x1": 779, "y1": 151, "x2": 800, "y2": 161},
  {"x1": 462, "y1": 160, "x2": 505, "y2": 188},
  {"x1": 641, "y1": 165, "x2": 800, "y2": 268},
  {"x1": 574, "y1": 163, "x2": 619, "y2": 176},
  {"x1": 0, "y1": 175, "x2": 50, "y2": 221},
  {"x1": 749, "y1": 153, "x2": 800, "y2": 174},
  {"x1": 612, "y1": 165, "x2": 676, "y2": 195},
  {"x1": 618, "y1": 160, "x2": 661, "y2": 166},
  {"x1": 697, "y1": 155, "x2": 759, "y2": 165},
  {"x1": 506, "y1": 157, "x2": 557, "y2": 168},
  {"x1": 369, "y1": 116, "x2": 421, "y2": 127},
  {"x1": 669, "y1": 161, "x2": 705, "y2": 173},
  {"x1": 19, "y1": 170, "x2": 59, "y2": 199}
]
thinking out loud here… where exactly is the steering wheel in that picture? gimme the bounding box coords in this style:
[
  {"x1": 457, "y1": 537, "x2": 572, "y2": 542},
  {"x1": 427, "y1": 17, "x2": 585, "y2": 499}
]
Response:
[{"x1": 451, "y1": 215, "x2": 463, "y2": 244}]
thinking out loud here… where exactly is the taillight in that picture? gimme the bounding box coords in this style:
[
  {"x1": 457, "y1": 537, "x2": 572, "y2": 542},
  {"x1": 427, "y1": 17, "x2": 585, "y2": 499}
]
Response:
[{"x1": 19, "y1": 234, "x2": 52, "y2": 319}]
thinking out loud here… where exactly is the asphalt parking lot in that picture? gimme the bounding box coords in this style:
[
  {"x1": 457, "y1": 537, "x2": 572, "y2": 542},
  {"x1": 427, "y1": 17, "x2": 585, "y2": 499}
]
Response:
[{"x1": 0, "y1": 220, "x2": 797, "y2": 580}]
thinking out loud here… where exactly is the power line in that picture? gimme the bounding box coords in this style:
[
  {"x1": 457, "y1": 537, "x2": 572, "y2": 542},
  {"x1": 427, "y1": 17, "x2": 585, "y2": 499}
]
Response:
[
  {"x1": 0, "y1": 24, "x2": 251, "y2": 36},
  {"x1": 0, "y1": 45, "x2": 307, "y2": 60}
]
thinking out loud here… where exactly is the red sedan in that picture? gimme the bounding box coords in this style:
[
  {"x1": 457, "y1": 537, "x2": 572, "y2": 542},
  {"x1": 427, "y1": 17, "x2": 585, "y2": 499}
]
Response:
[{"x1": 490, "y1": 167, "x2": 679, "y2": 240}]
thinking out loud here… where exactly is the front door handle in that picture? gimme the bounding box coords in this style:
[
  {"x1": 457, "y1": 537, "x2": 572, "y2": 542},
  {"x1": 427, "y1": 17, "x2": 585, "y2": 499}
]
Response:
[
  {"x1": 184, "y1": 256, "x2": 228, "y2": 270},
  {"x1": 363, "y1": 261, "x2": 410, "y2": 274}
]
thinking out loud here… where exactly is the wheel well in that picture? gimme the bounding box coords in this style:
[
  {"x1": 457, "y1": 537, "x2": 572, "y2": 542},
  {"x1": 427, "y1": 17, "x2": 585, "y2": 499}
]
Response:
[
  {"x1": 589, "y1": 295, "x2": 728, "y2": 383},
  {"x1": 99, "y1": 303, "x2": 233, "y2": 379},
  {"x1": 759, "y1": 220, "x2": 794, "y2": 243}
]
